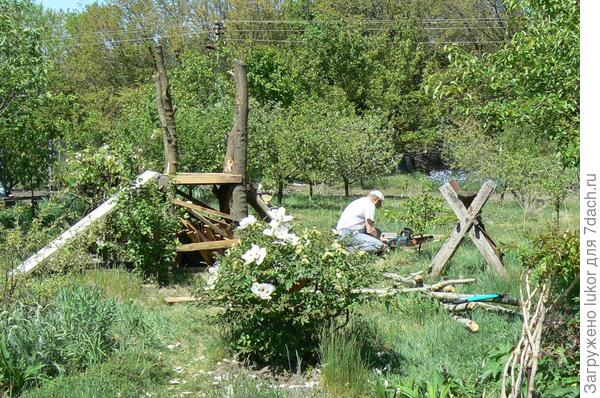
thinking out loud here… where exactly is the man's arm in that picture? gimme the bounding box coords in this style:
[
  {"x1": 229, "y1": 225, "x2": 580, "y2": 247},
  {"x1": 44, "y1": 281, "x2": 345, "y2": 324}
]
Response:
[{"x1": 365, "y1": 219, "x2": 378, "y2": 238}]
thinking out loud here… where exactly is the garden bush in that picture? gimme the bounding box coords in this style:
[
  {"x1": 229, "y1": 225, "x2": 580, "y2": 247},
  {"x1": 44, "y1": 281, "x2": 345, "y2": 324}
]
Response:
[
  {"x1": 200, "y1": 209, "x2": 376, "y2": 365},
  {"x1": 381, "y1": 194, "x2": 452, "y2": 233},
  {"x1": 102, "y1": 184, "x2": 180, "y2": 284}
]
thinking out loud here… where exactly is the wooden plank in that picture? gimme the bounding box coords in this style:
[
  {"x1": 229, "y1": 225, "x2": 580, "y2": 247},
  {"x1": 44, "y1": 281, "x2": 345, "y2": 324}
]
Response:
[
  {"x1": 171, "y1": 173, "x2": 242, "y2": 185},
  {"x1": 194, "y1": 213, "x2": 229, "y2": 239},
  {"x1": 470, "y1": 227, "x2": 508, "y2": 278},
  {"x1": 181, "y1": 219, "x2": 215, "y2": 265},
  {"x1": 165, "y1": 296, "x2": 201, "y2": 305},
  {"x1": 172, "y1": 199, "x2": 236, "y2": 221},
  {"x1": 11, "y1": 170, "x2": 160, "y2": 275},
  {"x1": 176, "y1": 239, "x2": 239, "y2": 252},
  {"x1": 175, "y1": 188, "x2": 218, "y2": 212}
]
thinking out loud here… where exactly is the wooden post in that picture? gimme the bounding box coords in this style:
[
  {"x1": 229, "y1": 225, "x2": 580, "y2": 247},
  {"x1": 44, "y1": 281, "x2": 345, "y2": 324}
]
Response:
[
  {"x1": 229, "y1": 60, "x2": 249, "y2": 221},
  {"x1": 152, "y1": 45, "x2": 179, "y2": 175}
]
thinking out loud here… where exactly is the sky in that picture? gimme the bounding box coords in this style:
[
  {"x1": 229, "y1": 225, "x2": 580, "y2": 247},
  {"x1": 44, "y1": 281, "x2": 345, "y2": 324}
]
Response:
[{"x1": 38, "y1": 0, "x2": 99, "y2": 12}]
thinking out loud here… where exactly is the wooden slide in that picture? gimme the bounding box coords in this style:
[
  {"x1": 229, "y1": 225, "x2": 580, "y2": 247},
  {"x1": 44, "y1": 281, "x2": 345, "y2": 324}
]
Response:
[{"x1": 9, "y1": 170, "x2": 160, "y2": 276}]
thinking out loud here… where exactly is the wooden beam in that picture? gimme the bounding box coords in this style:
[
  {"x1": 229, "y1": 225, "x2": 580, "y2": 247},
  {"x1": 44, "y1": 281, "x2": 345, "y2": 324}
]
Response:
[
  {"x1": 165, "y1": 296, "x2": 201, "y2": 305},
  {"x1": 171, "y1": 173, "x2": 242, "y2": 185},
  {"x1": 175, "y1": 188, "x2": 219, "y2": 213},
  {"x1": 193, "y1": 212, "x2": 230, "y2": 239},
  {"x1": 172, "y1": 199, "x2": 236, "y2": 221},
  {"x1": 176, "y1": 239, "x2": 239, "y2": 252},
  {"x1": 11, "y1": 171, "x2": 160, "y2": 275}
]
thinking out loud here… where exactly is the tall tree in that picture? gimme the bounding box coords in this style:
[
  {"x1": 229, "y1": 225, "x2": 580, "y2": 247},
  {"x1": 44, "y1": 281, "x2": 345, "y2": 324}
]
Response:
[{"x1": 0, "y1": 0, "x2": 60, "y2": 195}]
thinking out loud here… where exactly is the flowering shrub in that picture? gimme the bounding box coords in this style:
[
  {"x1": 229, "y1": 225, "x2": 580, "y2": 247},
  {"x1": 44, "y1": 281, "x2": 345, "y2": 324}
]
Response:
[{"x1": 200, "y1": 208, "x2": 375, "y2": 365}]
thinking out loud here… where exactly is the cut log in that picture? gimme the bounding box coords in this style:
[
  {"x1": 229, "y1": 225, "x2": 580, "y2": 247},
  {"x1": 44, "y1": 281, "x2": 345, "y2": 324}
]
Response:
[
  {"x1": 445, "y1": 302, "x2": 520, "y2": 315},
  {"x1": 171, "y1": 173, "x2": 242, "y2": 185},
  {"x1": 428, "y1": 292, "x2": 521, "y2": 306},
  {"x1": 452, "y1": 315, "x2": 480, "y2": 332},
  {"x1": 444, "y1": 302, "x2": 477, "y2": 312},
  {"x1": 176, "y1": 239, "x2": 239, "y2": 252},
  {"x1": 10, "y1": 171, "x2": 160, "y2": 276}
]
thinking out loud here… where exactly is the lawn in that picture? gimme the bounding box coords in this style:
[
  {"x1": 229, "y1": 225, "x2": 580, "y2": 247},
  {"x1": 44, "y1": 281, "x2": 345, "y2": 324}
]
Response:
[{"x1": 2, "y1": 176, "x2": 579, "y2": 397}]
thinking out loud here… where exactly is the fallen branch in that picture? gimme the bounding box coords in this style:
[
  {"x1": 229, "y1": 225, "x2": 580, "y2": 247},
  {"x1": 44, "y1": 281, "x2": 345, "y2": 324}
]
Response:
[{"x1": 444, "y1": 302, "x2": 520, "y2": 315}]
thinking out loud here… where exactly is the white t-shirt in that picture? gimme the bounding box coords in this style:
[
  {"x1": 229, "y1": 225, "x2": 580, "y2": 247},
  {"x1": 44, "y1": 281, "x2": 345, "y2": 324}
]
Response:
[{"x1": 335, "y1": 197, "x2": 376, "y2": 232}]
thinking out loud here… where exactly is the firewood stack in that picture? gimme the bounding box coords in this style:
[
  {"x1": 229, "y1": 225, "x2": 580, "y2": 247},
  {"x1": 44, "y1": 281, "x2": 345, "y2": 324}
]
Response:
[
  {"x1": 170, "y1": 173, "x2": 243, "y2": 267},
  {"x1": 354, "y1": 271, "x2": 521, "y2": 332}
]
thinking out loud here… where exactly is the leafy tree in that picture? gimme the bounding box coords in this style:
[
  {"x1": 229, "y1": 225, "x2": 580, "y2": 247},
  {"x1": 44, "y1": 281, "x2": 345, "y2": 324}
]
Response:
[
  {"x1": 247, "y1": 47, "x2": 297, "y2": 107},
  {"x1": 0, "y1": 0, "x2": 61, "y2": 195},
  {"x1": 329, "y1": 110, "x2": 397, "y2": 196},
  {"x1": 444, "y1": 120, "x2": 577, "y2": 220},
  {"x1": 430, "y1": 0, "x2": 579, "y2": 166}
]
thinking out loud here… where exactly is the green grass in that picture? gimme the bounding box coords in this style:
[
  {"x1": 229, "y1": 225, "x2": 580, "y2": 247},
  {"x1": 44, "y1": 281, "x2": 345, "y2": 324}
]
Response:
[{"x1": 4, "y1": 176, "x2": 579, "y2": 397}]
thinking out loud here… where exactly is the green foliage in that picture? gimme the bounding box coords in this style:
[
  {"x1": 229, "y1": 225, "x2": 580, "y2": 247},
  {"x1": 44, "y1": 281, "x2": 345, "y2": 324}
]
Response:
[
  {"x1": 520, "y1": 228, "x2": 579, "y2": 292},
  {"x1": 104, "y1": 184, "x2": 179, "y2": 284},
  {"x1": 430, "y1": 0, "x2": 579, "y2": 166},
  {"x1": 21, "y1": 349, "x2": 171, "y2": 398},
  {"x1": 0, "y1": 335, "x2": 47, "y2": 397},
  {"x1": 248, "y1": 47, "x2": 297, "y2": 107},
  {"x1": 200, "y1": 210, "x2": 375, "y2": 365},
  {"x1": 401, "y1": 194, "x2": 452, "y2": 233},
  {"x1": 65, "y1": 145, "x2": 130, "y2": 207},
  {"x1": 376, "y1": 371, "x2": 463, "y2": 398},
  {"x1": 381, "y1": 194, "x2": 452, "y2": 233},
  {"x1": 0, "y1": 0, "x2": 66, "y2": 195},
  {"x1": 443, "y1": 120, "x2": 578, "y2": 216},
  {"x1": 0, "y1": 284, "x2": 117, "y2": 395}
]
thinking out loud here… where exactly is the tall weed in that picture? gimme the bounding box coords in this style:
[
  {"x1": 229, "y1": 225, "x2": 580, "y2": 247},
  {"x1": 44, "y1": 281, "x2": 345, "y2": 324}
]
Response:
[
  {"x1": 319, "y1": 321, "x2": 371, "y2": 398},
  {"x1": 1, "y1": 285, "x2": 117, "y2": 395}
]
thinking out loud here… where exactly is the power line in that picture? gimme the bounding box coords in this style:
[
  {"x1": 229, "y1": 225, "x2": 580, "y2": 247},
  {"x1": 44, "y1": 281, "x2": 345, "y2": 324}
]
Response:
[{"x1": 69, "y1": 18, "x2": 512, "y2": 40}]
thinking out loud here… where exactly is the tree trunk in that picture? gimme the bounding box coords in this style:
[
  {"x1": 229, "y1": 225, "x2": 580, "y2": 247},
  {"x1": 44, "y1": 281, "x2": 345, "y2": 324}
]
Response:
[
  {"x1": 343, "y1": 176, "x2": 350, "y2": 197},
  {"x1": 555, "y1": 198, "x2": 560, "y2": 227},
  {"x1": 151, "y1": 45, "x2": 179, "y2": 175},
  {"x1": 277, "y1": 180, "x2": 284, "y2": 205},
  {"x1": 229, "y1": 60, "x2": 249, "y2": 221},
  {"x1": 309, "y1": 181, "x2": 313, "y2": 199}
]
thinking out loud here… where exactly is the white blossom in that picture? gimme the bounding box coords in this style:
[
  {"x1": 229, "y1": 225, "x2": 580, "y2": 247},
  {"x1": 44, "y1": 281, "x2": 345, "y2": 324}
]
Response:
[
  {"x1": 268, "y1": 207, "x2": 293, "y2": 223},
  {"x1": 205, "y1": 262, "x2": 220, "y2": 290},
  {"x1": 277, "y1": 231, "x2": 299, "y2": 246},
  {"x1": 251, "y1": 282, "x2": 275, "y2": 300},
  {"x1": 242, "y1": 245, "x2": 267, "y2": 265},
  {"x1": 237, "y1": 215, "x2": 257, "y2": 230}
]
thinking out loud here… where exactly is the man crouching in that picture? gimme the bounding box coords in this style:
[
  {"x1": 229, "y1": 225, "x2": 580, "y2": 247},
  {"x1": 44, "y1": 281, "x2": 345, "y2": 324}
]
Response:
[{"x1": 335, "y1": 190, "x2": 388, "y2": 254}]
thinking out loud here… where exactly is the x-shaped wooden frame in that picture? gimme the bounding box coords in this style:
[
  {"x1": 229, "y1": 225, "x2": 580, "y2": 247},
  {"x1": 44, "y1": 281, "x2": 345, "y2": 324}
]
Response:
[{"x1": 429, "y1": 180, "x2": 507, "y2": 279}]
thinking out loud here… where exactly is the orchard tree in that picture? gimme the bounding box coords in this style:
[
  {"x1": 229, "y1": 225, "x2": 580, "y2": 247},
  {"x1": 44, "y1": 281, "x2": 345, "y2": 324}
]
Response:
[
  {"x1": 444, "y1": 120, "x2": 577, "y2": 221},
  {"x1": 329, "y1": 111, "x2": 397, "y2": 196}
]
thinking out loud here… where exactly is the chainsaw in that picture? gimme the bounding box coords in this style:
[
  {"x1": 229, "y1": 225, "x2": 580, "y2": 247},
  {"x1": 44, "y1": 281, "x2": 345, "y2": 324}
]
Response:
[{"x1": 382, "y1": 228, "x2": 434, "y2": 251}]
